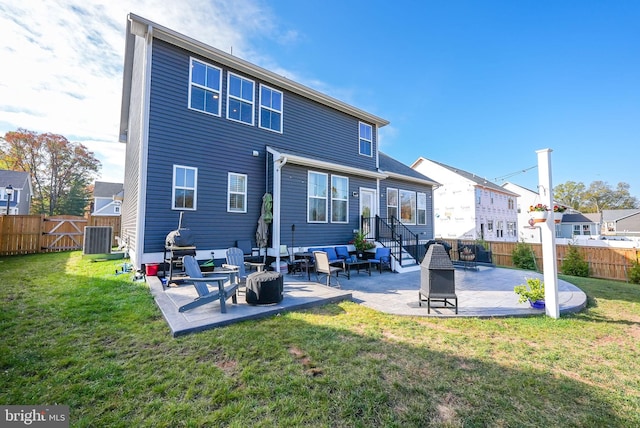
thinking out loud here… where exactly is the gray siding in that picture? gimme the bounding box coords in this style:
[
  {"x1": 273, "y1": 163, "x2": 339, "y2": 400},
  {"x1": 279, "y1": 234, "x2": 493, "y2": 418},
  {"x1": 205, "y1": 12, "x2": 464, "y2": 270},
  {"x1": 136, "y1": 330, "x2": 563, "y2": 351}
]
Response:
[
  {"x1": 141, "y1": 40, "x2": 383, "y2": 253},
  {"x1": 617, "y1": 213, "x2": 640, "y2": 233}
]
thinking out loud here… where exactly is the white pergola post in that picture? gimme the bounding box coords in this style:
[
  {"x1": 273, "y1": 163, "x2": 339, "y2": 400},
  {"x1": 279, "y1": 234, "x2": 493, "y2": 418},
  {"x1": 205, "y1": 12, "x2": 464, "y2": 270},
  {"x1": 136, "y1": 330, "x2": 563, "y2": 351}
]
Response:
[{"x1": 536, "y1": 149, "x2": 560, "y2": 319}]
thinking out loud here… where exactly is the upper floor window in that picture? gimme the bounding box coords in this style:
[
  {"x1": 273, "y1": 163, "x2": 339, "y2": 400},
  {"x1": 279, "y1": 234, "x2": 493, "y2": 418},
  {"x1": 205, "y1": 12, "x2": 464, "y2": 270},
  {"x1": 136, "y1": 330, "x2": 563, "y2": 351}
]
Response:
[
  {"x1": 331, "y1": 175, "x2": 348, "y2": 223},
  {"x1": 189, "y1": 58, "x2": 221, "y2": 115},
  {"x1": 508, "y1": 198, "x2": 515, "y2": 210},
  {"x1": 173, "y1": 165, "x2": 197, "y2": 210},
  {"x1": 359, "y1": 122, "x2": 373, "y2": 156},
  {"x1": 114, "y1": 203, "x2": 121, "y2": 214},
  {"x1": 227, "y1": 73, "x2": 254, "y2": 125},
  {"x1": 228, "y1": 173, "x2": 247, "y2": 213},
  {"x1": 400, "y1": 190, "x2": 416, "y2": 224},
  {"x1": 1, "y1": 189, "x2": 17, "y2": 201},
  {"x1": 308, "y1": 171, "x2": 327, "y2": 223},
  {"x1": 417, "y1": 192, "x2": 427, "y2": 225},
  {"x1": 259, "y1": 84, "x2": 283, "y2": 133},
  {"x1": 387, "y1": 188, "x2": 398, "y2": 219}
]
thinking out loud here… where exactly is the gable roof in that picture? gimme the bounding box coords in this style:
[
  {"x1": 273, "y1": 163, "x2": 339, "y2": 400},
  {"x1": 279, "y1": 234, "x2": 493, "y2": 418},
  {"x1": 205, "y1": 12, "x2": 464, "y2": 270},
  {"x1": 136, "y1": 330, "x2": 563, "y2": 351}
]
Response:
[
  {"x1": 0, "y1": 170, "x2": 31, "y2": 190},
  {"x1": 412, "y1": 157, "x2": 518, "y2": 196},
  {"x1": 602, "y1": 209, "x2": 640, "y2": 222},
  {"x1": 562, "y1": 213, "x2": 597, "y2": 223},
  {"x1": 94, "y1": 181, "x2": 124, "y2": 198},
  {"x1": 120, "y1": 14, "x2": 389, "y2": 143},
  {"x1": 378, "y1": 152, "x2": 439, "y2": 186}
]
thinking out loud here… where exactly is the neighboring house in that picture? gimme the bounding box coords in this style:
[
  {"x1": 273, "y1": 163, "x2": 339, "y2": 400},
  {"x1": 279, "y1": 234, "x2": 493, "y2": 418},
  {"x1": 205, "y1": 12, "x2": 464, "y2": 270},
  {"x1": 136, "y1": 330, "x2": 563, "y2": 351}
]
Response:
[
  {"x1": 601, "y1": 209, "x2": 640, "y2": 237},
  {"x1": 410, "y1": 158, "x2": 519, "y2": 242},
  {"x1": 118, "y1": 14, "x2": 438, "y2": 270},
  {"x1": 92, "y1": 181, "x2": 124, "y2": 216},
  {"x1": 556, "y1": 213, "x2": 599, "y2": 239},
  {"x1": 0, "y1": 170, "x2": 32, "y2": 215}
]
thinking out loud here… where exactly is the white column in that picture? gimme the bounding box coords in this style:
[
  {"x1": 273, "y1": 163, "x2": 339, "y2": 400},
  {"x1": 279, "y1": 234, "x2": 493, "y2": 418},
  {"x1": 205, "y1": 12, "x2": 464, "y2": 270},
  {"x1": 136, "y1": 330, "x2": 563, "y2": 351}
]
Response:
[{"x1": 536, "y1": 149, "x2": 560, "y2": 319}]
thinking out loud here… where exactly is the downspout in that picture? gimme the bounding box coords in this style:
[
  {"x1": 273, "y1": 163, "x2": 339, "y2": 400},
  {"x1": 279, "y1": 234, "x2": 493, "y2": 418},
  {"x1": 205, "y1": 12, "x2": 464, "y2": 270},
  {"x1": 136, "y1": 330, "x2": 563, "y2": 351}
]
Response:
[{"x1": 272, "y1": 154, "x2": 288, "y2": 269}]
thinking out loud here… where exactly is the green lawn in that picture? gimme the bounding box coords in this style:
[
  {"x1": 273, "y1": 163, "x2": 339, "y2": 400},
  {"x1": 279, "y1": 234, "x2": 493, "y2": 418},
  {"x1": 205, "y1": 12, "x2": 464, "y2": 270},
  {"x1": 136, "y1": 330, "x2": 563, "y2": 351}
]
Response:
[{"x1": 1, "y1": 252, "x2": 639, "y2": 427}]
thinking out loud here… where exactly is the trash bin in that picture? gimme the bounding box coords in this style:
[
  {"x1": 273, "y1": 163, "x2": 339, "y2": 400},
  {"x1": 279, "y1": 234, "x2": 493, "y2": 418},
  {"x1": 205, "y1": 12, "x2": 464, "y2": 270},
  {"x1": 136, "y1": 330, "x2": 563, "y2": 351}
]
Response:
[{"x1": 145, "y1": 263, "x2": 160, "y2": 276}]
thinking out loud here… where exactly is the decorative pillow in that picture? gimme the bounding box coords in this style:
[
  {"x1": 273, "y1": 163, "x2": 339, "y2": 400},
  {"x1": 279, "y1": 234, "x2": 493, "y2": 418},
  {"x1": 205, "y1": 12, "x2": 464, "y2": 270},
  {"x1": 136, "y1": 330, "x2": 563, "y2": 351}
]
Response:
[{"x1": 335, "y1": 246, "x2": 350, "y2": 259}]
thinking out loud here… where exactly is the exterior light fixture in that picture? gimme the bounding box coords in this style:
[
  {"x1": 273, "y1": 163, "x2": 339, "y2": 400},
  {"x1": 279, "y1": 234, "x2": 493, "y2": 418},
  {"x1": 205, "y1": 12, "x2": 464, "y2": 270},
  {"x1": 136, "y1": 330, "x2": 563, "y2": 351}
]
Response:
[{"x1": 5, "y1": 184, "x2": 13, "y2": 215}]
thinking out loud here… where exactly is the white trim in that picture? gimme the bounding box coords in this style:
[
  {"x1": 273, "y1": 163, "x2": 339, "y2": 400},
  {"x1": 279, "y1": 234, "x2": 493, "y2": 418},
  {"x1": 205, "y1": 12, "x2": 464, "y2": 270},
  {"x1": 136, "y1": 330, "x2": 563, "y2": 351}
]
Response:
[
  {"x1": 258, "y1": 83, "x2": 283, "y2": 133},
  {"x1": 172, "y1": 164, "x2": 198, "y2": 210},
  {"x1": 359, "y1": 122, "x2": 373, "y2": 157},
  {"x1": 188, "y1": 57, "x2": 222, "y2": 116},
  {"x1": 269, "y1": 148, "x2": 387, "y2": 179},
  {"x1": 227, "y1": 172, "x2": 248, "y2": 213},
  {"x1": 226, "y1": 72, "x2": 255, "y2": 126},
  {"x1": 307, "y1": 171, "x2": 328, "y2": 223},
  {"x1": 330, "y1": 174, "x2": 349, "y2": 223}
]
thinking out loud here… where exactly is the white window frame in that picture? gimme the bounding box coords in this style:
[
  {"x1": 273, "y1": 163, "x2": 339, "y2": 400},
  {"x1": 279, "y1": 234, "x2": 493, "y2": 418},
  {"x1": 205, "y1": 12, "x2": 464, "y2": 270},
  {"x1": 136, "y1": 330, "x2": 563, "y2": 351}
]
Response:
[
  {"x1": 172, "y1": 165, "x2": 198, "y2": 210},
  {"x1": 188, "y1": 58, "x2": 222, "y2": 116},
  {"x1": 114, "y1": 203, "x2": 121, "y2": 215},
  {"x1": 400, "y1": 189, "x2": 416, "y2": 225},
  {"x1": 259, "y1": 84, "x2": 283, "y2": 133},
  {"x1": 228, "y1": 172, "x2": 248, "y2": 213},
  {"x1": 387, "y1": 188, "x2": 398, "y2": 219},
  {"x1": 307, "y1": 171, "x2": 328, "y2": 223},
  {"x1": 417, "y1": 192, "x2": 427, "y2": 225},
  {"x1": 331, "y1": 175, "x2": 349, "y2": 223},
  {"x1": 359, "y1": 122, "x2": 373, "y2": 157},
  {"x1": 227, "y1": 72, "x2": 255, "y2": 125}
]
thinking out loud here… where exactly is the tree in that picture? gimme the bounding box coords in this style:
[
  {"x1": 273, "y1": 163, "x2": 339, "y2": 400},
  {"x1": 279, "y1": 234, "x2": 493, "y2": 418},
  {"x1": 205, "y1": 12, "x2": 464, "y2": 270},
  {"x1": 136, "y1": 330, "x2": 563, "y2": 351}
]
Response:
[
  {"x1": 554, "y1": 180, "x2": 638, "y2": 213},
  {"x1": 1, "y1": 129, "x2": 101, "y2": 215}
]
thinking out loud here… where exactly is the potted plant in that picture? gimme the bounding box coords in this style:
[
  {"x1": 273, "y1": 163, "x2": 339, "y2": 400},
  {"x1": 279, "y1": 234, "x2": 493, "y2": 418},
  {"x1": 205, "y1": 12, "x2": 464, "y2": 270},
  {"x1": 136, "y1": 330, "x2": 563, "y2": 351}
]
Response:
[
  {"x1": 552, "y1": 205, "x2": 566, "y2": 223},
  {"x1": 528, "y1": 203, "x2": 548, "y2": 223},
  {"x1": 514, "y1": 277, "x2": 545, "y2": 309},
  {"x1": 350, "y1": 230, "x2": 375, "y2": 258}
]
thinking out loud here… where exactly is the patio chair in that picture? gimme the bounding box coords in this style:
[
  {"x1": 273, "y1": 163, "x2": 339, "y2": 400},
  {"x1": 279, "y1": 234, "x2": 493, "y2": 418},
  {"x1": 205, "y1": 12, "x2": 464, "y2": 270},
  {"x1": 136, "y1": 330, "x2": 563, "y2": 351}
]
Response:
[
  {"x1": 236, "y1": 239, "x2": 261, "y2": 263},
  {"x1": 179, "y1": 256, "x2": 238, "y2": 313},
  {"x1": 369, "y1": 247, "x2": 392, "y2": 273},
  {"x1": 224, "y1": 247, "x2": 251, "y2": 291},
  {"x1": 313, "y1": 251, "x2": 342, "y2": 288}
]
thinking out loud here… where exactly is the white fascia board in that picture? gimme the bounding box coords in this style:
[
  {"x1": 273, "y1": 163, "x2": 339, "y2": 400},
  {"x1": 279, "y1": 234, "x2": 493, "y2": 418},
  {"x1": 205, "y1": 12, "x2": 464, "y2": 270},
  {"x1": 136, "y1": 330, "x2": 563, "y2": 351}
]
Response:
[
  {"x1": 382, "y1": 171, "x2": 439, "y2": 187},
  {"x1": 127, "y1": 13, "x2": 389, "y2": 129},
  {"x1": 267, "y1": 147, "x2": 387, "y2": 179}
]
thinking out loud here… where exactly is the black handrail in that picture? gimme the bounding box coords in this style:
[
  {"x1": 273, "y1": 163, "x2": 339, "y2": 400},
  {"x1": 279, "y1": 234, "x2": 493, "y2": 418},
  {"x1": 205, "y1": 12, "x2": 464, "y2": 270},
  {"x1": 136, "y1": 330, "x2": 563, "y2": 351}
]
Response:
[{"x1": 360, "y1": 215, "x2": 425, "y2": 266}]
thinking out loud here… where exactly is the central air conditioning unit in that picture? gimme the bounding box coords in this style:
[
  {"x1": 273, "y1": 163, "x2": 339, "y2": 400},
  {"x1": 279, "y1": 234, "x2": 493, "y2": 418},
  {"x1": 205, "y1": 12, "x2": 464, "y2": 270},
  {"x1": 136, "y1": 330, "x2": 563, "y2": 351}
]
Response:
[{"x1": 83, "y1": 226, "x2": 113, "y2": 256}]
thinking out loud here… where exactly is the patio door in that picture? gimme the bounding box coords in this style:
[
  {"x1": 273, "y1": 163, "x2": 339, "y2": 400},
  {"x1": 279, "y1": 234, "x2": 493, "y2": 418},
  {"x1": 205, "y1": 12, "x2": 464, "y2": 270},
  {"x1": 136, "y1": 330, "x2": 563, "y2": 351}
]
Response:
[{"x1": 359, "y1": 188, "x2": 377, "y2": 238}]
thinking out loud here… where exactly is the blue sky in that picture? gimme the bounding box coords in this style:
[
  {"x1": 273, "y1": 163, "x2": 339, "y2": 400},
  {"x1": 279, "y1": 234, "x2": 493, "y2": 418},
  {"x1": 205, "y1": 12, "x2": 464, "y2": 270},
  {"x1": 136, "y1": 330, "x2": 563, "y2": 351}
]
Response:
[{"x1": 1, "y1": 0, "x2": 638, "y2": 198}]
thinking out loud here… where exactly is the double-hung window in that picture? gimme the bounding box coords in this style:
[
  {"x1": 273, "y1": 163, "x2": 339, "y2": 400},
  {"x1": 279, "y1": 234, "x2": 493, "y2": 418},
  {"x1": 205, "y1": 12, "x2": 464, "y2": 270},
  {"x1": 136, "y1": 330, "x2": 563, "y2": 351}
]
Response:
[
  {"x1": 359, "y1": 122, "x2": 373, "y2": 156},
  {"x1": 227, "y1": 73, "x2": 254, "y2": 125},
  {"x1": 387, "y1": 188, "x2": 398, "y2": 219},
  {"x1": 400, "y1": 190, "x2": 416, "y2": 224},
  {"x1": 259, "y1": 84, "x2": 283, "y2": 132},
  {"x1": 189, "y1": 58, "x2": 221, "y2": 115},
  {"x1": 331, "y1": 175, "x2": 348, "y2": 223},
  {"x1": 417, "y1": 192, "x2": 427, "y2": 225},
  {"x1": 228, "y1": 173, "x2": 247, "y2": 213},
  {"x1": 173, "y1": 165, "x2": 197, "y2": 210},
  {"x1": 308, "y1": 171, "x2": 327, "y2": 223}
]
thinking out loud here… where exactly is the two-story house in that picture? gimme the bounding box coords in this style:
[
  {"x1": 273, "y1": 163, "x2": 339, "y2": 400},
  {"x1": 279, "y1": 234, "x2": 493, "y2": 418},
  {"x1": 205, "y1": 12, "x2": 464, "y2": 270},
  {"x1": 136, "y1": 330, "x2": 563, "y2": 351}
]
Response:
[
  {"x1": 411, "y1": 158, "x2": 519, "y2": 242},
  {"x1": 0, "y1": 170, "x2": 32, "y2": 215},
  {"x1": 119, "y1": 14, "x2": 438, "y2": 270},
  {"x1": 601, "y1": 209, "x2": 640, "y2": 238},
  {"x1": 91, "y1": 181, "x2": 124, "y2": 216}
]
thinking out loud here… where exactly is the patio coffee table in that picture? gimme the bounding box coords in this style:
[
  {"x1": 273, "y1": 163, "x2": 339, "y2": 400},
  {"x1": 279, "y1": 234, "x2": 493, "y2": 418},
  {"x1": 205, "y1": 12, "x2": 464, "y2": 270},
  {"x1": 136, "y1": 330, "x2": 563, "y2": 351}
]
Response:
[{"x1": 343, "y1": 259, "x2": 371, "y2": 279}]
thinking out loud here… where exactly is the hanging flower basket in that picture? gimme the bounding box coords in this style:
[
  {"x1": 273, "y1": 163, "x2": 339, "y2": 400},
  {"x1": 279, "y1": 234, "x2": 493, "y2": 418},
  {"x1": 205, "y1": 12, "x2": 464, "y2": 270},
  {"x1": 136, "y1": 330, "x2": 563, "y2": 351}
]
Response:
[
  {"x1": 553, "y1": 212, "x2": 564, "y2": 224},
  {"x1": 530, "y1": 210, "x2": 548, "y2": 223}
]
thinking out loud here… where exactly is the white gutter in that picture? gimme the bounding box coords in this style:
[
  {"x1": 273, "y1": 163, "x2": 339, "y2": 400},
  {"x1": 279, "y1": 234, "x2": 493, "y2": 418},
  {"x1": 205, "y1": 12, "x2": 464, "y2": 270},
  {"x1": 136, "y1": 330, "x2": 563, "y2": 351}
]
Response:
[{"x1": 278, "y1": 152, "x2": 387, "y2": 179}]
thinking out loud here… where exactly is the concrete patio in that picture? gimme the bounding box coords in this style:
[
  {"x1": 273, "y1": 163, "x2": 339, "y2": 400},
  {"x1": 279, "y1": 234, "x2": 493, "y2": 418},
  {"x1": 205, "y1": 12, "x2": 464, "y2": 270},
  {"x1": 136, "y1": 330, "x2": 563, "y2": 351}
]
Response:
[{"x1": 148, "y1": 266, "x2": 587, "y2": 336}]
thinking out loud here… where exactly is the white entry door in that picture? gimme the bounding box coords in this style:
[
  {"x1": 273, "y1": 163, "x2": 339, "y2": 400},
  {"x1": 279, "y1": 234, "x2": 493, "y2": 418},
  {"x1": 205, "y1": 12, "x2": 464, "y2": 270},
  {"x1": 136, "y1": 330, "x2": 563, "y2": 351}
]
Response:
[{"x1": 359, "y1": 188, "x2": 377, "y2": 238}]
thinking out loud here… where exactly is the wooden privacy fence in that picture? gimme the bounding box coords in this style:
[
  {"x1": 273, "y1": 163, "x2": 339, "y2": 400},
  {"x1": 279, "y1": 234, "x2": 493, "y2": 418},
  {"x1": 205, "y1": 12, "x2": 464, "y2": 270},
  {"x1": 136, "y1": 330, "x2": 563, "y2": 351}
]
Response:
[
  {"x1": 0, "y1": 215, "x2": 121, "y2": 256},
  {"x1": 443, "y1": 239, "x2": 639, "y2": 282}
]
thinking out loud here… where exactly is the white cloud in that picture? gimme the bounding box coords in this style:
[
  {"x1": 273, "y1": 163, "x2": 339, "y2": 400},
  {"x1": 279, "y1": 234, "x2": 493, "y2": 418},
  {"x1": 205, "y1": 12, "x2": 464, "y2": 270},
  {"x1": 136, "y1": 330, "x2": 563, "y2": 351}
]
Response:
[{"x1": 0, "y1": 0, "x2": 300, "y2": 184}]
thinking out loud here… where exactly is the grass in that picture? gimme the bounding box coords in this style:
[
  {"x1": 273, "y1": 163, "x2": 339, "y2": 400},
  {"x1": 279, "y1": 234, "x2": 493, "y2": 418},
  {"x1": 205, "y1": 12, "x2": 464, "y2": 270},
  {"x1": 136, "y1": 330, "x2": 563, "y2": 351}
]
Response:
[{"x1": 1, "y1": 252, "x2": 639, "y2": 427}]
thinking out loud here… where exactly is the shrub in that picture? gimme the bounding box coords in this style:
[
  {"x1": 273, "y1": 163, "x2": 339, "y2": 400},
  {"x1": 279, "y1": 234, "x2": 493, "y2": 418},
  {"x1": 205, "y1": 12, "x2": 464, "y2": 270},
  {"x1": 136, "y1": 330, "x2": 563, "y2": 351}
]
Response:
[
  {"x1": 629, "y1": 260, "x2": 640, "y2": 284},
  {"x1": 514, "y1": 277, "x2": 545, "y2": 303},
  {"x1": 512, "y1": 241, "x2": 537, "y2": 270},
  {"x1": 561, "y1": 245, "x2": 589, "y2": 277}
]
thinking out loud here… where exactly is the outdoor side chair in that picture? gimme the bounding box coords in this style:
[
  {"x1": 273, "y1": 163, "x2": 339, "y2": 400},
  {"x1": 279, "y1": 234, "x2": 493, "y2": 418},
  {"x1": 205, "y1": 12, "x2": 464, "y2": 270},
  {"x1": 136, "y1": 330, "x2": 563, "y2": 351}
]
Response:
[
  {"x1": 313, "y1": 251, "x2": 342, "y2": 288},
  {"x1": 179, "y1": 256, "x2": 238, "y2": 313},
  {"x1": 369, "y1": 247, "x2": 392, "y2": 273}
]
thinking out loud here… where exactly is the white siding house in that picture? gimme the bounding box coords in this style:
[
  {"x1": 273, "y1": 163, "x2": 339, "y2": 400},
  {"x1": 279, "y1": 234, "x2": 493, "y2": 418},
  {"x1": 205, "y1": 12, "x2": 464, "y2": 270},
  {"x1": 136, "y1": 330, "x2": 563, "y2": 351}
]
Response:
[{"x1": 411, "y1": 158, "x2": 519, "y2": 242}]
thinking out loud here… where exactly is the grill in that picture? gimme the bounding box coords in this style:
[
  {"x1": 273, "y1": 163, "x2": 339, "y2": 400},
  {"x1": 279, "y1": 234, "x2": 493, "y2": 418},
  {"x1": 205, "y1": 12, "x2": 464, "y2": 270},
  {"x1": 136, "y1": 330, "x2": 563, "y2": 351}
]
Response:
[
  {"x1": 165, "y1": 212, "x2": 195, "y2": 247},
  {"x1": 419, "y1": 244, "x2": 458, "y2": 314}
]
